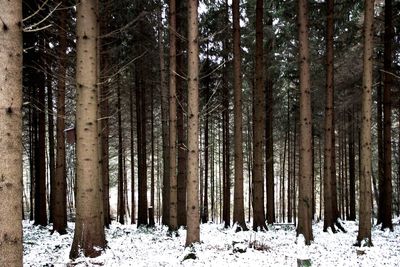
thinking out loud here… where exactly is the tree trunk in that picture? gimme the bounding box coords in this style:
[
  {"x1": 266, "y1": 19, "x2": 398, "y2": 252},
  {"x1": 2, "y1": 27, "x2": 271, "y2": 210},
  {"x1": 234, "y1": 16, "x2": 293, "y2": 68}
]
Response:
[
  {"x1": 0, "y1": 1, "x2": 23, "y2": 264},
  {"x1": 34, "y1": 40, "x2": 48, "y2": 226},
  {"x1": 53, "y1": 0, "x2": 68, "y2": 234},
  {"x1": 117, "y1": 82, "x2": 125, "y2": 224},
  {"x1": 323, "y1": 0, "x2": 336, "y2": 233},
  {"x1": 168, "y1": 0, "x2": 178, "y2": 232},
  {"x1": 136, "y1": 71, "x2": 148, "y2": 227},
  {"x1": 357, "y1": 0, "x2": 374, "y2": 247},
  {"x1": 265, "y1": 14, "x2": 275, "y2": 225},
  {"x1": 159, "y1": 3, "x2": 170, "y2": 227},
  {"x1": 130, "y1": 81, "x2": 135, "y2": 224},
  {"x1": 348, "y1": 110, "x2": 356, "y2": 220},
  {"x1": 297, "y1": 0, "x2": 313, "y2": 244},
  {"x1": 380, "y1": 0, "x2": 393, "y2": 231},
  {"x1": 177, "y1": 0, "x2": 187, "y2": 227},
  {"x1": 99, "y1": 0, "x2": 111, "y2": 228},
  {"x1": 252, "y1": 0, "x2": 267, "y2": 232},
  {"x1": 186, "y1": 0, "x2": 200, "y2": 246},
  {"x1": 232, "y1": 0, "x2": 247, "y2": 231},
  {"x1": 70, "y1": 0, "x2": 106, "y2": 258}
]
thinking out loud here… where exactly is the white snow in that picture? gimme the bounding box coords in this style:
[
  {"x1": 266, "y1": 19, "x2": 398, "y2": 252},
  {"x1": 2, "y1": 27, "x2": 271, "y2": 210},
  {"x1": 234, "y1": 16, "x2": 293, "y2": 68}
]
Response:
[{"x1": 23, "y1": 219, "x2": 400, "y2": 266}]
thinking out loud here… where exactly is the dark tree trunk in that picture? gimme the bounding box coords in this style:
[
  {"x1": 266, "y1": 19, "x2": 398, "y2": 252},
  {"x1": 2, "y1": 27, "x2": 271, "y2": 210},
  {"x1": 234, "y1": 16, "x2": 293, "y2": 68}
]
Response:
[
  {"x1": 117, "y1": 83, "x2": 125, "y2": 224},
  {"x1": 380, "y1": 0, "x2": 393, "y2": 231},
  {"x1": 136, "y1": 71, "x2": 148, "y2": 227}
]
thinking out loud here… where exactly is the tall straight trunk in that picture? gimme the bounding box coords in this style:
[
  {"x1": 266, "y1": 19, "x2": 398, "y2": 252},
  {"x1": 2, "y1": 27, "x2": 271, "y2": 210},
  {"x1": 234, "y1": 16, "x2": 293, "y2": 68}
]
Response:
[
  {"x1": 232, "y1": 0, "x2": 247, "y2": 231},
  {"x1": 222, "y1": 0, "x2": 230, "y2": 228},
  {"x1": 100, "y1": 0, "x2": 111, "y2": 228},
  {"x1": 297, "y1": 0, "x2": 314, "y2": 244},
  {"x1": 130, "y1": 83, "x2": 135, "y2": 224},
  {"x1": 323, "y1": 0, "x2": 336, "y2": 233},
  {"x1": 176, "y1": 0, "x2": 187, "y2": 227},
  {"x1": 48, "y1": 70, "x2": 55, "y2": 224},
  {"x1": 380, "y1": 0, "x2": 393, "y2": 231},
  {"x1": 186, "y1": 0, "x2": 200, "y2": 246},
  {"x1": 149, "y1": 79, "x2": 156, "y2": 227},
  {"x1": 0, "y1": 1, "x2": 23, "y2": 264},
  {"x1": 348, "y1": 110, "x2": 356, "y2": 220},
  {"x1": 136, "y1": 71, "x2": 148, "y2": 227},
  {"x1": 377, "y1": 69, "x2": 383, "y2": 222},
  {"x1": 117, "y1": 83, "x2": 125, "y2": 224},
  {"x1": 159, "y1": 3, "x2": 170, "y2": 227},
  {"x1": 168, "y1": 0, "x2": 178, "y2": 232},
  {"x1": 252, "y1": 0, "x2": 267, "y2": 231},
  {"x1": 35, "y1": 44, "x2": 47, "y2": 226},
  {"x1": 265, "y1": 15, "x2": 275, "y2": 225},
  {"x1": 201, "y1": 49, "x2": 210, "y2": 224},
  {"x1": 70, "y1": 0, "x2": 106, "y2": 258},
  {"x1": 357, "y1": 0, "x2": 374, "y2": 247},
  {"x1": 53, "y1": 0, "x2": 68, "y2": 234}
]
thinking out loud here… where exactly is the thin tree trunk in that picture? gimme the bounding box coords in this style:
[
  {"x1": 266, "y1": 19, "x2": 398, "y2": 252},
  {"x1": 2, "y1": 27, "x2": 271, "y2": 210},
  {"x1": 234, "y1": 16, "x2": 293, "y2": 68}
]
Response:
[
  {"x1": 252, "y1": 0, "x2": 267, "y2": 231},
  {"x1": 176, "y1": 0, "x2": 187, "y2": 227},
  {"x1": 168, "y1": 0, "x2": 178, "y2": 232},
  {"x1": 348, "y1": 109, "x2": 356, "y2": 220},
  {"x1": 159, "y1": 3, "x2": 170, "y2": 227},
  {"x1": 381, "y1": 0, "x2": 393, "y2": 231},
  {"x1": 117, "y1": 82, "x2": 125, "y2": 224},
  {"x1": 186, "y1": 0, "x2": 200, "y2": 246},
  {"x1": 53, "y1": 0, "x2": 68, "y2": 234}
]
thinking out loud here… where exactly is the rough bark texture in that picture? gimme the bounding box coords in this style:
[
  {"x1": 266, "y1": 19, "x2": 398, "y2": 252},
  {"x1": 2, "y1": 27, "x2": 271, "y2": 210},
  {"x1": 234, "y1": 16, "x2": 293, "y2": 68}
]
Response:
[
  {"x1": 53, "y1": 0, "x2": 68, "y2": 234},
  {"x1": 159, "y1": 3, "x2": 170, "y2": 227},
  {"x1": 265, "y1": 13, "x2": 275, "y2": 225},
  {"x1": 232, "y1": 0, "x2": 247, "y2": 231},
  {"x1": 323, "y1": 0, "x2": 335, "y2": 233},
  {"x1": 169, "y1": 0, "x2": 178, "y2": 232},
  {"x1": 252, "y1": 0, "x2": 267, "y2": 232},
  {"x1": 297, "y1": 0, "x2": 314, "y2": 245},
  {"x1": 186, "y1": 0, "x2": 200, "y2": 246},
  {"x1": 99, "y1": 0, "x2": 111, "y2": 228},
  {"x1": 0, "y1": 1, "x2": 23, "y2": 265},
  {"x1": 357, "y1": 0, "x2": 374, "y2": 247},
  {"x1": 380, "y1": 0, "x2": 393, "y2": 231},
  {"x1": 70, "y1": 0, "x2": 106, "y2": 258},
  {"x1": 176, "y1": 0, "x2": 187, "y2": 227}
]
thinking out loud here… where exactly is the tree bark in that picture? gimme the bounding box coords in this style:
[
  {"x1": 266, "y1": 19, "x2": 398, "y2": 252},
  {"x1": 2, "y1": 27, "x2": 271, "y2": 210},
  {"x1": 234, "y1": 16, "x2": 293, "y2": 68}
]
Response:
[
  {"x1": 323, "y1": 0, "x2": 335, "y2": 233},
  {"x1": 117, "y1": 82, "x2": 125, "y2": 224},
  {"x1": 252, "y1": 0, "x2": 267, "y2": 232},
  {"x1": 53, "y1": 0, "x2": 68, "y2": 234},
  {"x1": 232, "y1": 0, "x2": 247, "y2": 231},
  {"x1": 168, "y1": 0, "x2": 178, "y2": 232},
  {"x1": 297, "y1": 0, "x2": 314, "y2": 244},
  {"x1": 357, "y1": 0, "x2": 374, "y2": 247},
  {"x1": 186, "y1": 0, "x2": 200, "y2": 246},
  {"x1": 159, "y1": 3, "x2": 170, "y2": 227},
  {"x1": 70, "y1": 0, "x2": 106, "y2": 258},
  {"x1": 380, "y1": 0, "x2": 393, "y2": 231},
  {"x1": 0, "y1": 1, "x2": 23, "y2": 264}
]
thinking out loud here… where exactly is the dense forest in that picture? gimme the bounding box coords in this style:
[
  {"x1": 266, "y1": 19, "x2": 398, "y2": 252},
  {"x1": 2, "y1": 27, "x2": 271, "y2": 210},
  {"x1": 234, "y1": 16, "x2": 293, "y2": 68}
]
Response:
[{"x1": 0, "y1": 0, "x2": 399, "y2": 265}]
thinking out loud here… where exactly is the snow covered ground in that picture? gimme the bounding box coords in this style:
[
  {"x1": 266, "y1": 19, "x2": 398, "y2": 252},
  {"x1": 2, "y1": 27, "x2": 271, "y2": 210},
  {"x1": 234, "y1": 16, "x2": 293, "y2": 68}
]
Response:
[{"x1": 23, "y1": 219, "x2": 400, "y2": 266}]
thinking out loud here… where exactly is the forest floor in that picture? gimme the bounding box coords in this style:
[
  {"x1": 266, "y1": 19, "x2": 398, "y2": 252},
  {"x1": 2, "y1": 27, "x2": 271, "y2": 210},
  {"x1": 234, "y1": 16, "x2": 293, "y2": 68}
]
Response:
[{"x1": 23, "y1": 218, "x2": 400, "y2": 266}]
